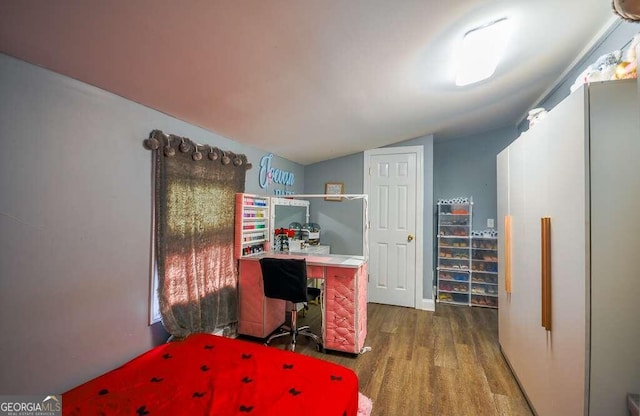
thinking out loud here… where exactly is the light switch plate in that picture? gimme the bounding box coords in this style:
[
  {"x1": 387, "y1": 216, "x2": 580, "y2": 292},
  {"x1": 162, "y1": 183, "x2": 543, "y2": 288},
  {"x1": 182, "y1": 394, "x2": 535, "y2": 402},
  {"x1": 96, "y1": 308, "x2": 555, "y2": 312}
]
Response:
[{"x1": 487, "y1": 218, "x2": 495, "y2": 228}]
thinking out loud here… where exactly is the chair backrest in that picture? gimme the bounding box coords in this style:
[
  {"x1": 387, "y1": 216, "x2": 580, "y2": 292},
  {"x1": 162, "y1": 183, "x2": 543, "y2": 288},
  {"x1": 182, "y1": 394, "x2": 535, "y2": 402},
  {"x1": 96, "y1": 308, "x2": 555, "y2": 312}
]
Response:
[{"x1": 259, "y1": 258, "x2": 308, "y2": 303}]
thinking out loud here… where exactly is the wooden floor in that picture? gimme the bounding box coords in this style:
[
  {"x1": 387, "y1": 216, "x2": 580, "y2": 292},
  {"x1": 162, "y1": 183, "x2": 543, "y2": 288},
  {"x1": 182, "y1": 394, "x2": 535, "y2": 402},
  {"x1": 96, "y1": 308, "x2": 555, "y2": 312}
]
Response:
[{"x1": 241, "y1": 302, "x2": 533, "y2": 416}]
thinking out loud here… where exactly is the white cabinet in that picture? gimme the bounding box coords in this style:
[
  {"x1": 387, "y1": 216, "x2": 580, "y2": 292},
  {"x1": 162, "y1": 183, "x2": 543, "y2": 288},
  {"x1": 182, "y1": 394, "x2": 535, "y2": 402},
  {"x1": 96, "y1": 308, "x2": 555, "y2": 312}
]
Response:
[
  {"x1": 497, "y1": 80, "x2": 640, "y2": 415},
  {"x1": 436, "y1": 199, "x2": 472, "y2": 305},
  {"x1": 234, "y1": 193, "x2": 270, "y2": 258}
]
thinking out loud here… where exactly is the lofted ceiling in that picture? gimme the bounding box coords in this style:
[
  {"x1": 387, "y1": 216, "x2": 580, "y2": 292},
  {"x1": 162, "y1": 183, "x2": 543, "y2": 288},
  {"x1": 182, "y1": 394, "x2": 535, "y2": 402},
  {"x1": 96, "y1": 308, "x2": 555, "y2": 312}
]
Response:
[{"x1": 0, "y1": 1, "x2": 616, "y2": 165}]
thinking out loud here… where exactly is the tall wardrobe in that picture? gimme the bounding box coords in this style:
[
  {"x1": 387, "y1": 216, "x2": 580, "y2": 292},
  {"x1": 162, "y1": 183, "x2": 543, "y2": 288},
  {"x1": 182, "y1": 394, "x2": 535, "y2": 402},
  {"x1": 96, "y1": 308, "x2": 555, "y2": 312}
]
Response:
[{"x1": 497, "y1": 79, "x2": 640, "y2": 415}]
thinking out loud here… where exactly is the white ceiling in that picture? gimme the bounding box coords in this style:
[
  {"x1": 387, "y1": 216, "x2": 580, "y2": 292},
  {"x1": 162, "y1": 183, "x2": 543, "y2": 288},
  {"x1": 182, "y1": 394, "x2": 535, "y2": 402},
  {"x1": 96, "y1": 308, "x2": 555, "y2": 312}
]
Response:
[{"x1": 0, "y1": 1, "x2": 616, "y2": 165}]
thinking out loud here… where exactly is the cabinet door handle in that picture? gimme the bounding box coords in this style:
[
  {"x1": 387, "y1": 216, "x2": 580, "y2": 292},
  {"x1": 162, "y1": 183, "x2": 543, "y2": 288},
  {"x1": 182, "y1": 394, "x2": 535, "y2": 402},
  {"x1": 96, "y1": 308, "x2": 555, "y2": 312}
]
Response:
[
  {"x1": 541, "y1": 217, "x2": 552, "y2": 331},
  {"x1": 504, "y1": 215, "x2": 512, "y2": 294}
]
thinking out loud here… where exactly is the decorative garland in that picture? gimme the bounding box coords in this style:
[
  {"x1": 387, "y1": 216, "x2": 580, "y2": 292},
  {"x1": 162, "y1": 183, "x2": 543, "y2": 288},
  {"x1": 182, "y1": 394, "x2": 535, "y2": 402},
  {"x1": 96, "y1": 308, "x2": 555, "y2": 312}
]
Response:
[
  {"x1": 471, "y1": 229, "x2": 498, "y2": 238},
  {"x1": 612, "y1": 0, "x2": 640, "y2": 21},
  {"x1": 437, "y1": 197, "x2": 472, "y2": 205}
]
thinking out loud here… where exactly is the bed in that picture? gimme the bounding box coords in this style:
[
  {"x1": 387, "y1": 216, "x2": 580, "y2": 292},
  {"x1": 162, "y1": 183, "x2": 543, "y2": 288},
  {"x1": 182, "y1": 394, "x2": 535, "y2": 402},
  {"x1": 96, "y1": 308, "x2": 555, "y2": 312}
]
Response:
[{"x1": 63, "y1": 333, "x2": 359, "y2": 415}]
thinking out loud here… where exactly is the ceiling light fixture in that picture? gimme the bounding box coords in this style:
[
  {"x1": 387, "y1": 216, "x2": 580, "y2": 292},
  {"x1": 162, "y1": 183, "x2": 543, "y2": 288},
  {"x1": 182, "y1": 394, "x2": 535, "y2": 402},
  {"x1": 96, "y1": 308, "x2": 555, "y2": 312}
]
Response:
[{"x1": 455, "y1": 18, "x2": 510, "y2": 87}]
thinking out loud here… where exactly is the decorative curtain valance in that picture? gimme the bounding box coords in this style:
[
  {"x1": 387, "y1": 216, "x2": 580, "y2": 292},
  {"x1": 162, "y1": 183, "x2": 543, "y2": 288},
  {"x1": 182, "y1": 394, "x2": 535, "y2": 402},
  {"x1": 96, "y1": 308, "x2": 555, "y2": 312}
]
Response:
[
  {"x1": 612, "y1": 0, "x2": 640, "y2": 21},
  {"x1": 144, "y1": 129, "x2": 252, "y2": 339}
]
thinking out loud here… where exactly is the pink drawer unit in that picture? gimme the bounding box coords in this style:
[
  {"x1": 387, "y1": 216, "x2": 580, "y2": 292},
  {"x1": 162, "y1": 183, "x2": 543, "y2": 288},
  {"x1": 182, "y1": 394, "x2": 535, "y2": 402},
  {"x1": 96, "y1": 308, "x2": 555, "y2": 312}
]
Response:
[
  {"x1": 237, "y1": 260, "x2": 285, "y2": 338},
  {"x1": 323, "y1": 265, "x2": 367, "y2": 353},
  {"x1": 356, "y1": 263, "x2": 368, "y2": 351}
]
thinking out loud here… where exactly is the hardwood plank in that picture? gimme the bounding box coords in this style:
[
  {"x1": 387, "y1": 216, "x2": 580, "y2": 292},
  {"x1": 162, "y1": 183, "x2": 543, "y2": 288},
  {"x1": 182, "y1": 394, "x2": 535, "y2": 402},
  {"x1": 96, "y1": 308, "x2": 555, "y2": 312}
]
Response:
[
  {"x1": 412, "y1": 307, "x2": 434, "y2": 350},
  {"x1": 434, "y1": 366, "x2": 473, "y2": 415},
  {"x1": 410, "y1": 345, "x2": 436, "y2": 415},
  {"x1": 454, "y1": 343, "x2": 501, "y2": 415},
  {"x1": 493, "y1": 392, "x2": 535, "y2": 416},
  {"x1": 433, "y1": 313, "x2": 459, "y2": 369},
  {"x1": 375, "y1": 356, "x2": 420, "y2": 414},
  {"x1": 493, "y1": 393, "x2": 515, "y2": 416}
]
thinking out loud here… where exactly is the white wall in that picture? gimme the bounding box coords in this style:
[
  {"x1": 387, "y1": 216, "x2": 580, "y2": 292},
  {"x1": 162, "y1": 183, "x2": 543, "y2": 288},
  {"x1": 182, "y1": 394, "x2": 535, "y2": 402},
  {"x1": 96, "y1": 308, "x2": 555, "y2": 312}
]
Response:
[{"x1": 0, "y1": 53, "x2": 303, "y2": 394}]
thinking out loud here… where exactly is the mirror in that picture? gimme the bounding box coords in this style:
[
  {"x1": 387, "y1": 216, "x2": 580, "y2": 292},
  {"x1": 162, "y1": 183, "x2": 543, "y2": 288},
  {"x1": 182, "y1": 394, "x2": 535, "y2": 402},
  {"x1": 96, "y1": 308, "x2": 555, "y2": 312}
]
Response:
[
  {"x1": 269, "y1": 197, "x2": 309, "y2": 248},
  {"x1": 268, "y1": 194, "x2": 368, "y2": 258},
  {"x1": 273, "y1": 205, "x2": 308, "y2": 229}
]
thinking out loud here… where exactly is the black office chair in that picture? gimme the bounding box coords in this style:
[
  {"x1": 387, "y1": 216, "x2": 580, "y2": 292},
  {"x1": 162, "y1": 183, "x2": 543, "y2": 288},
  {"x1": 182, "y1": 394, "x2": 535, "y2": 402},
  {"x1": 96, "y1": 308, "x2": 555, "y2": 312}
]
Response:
[{"x1": 259, "y1": 257, "x2": 323, "y2": 352}]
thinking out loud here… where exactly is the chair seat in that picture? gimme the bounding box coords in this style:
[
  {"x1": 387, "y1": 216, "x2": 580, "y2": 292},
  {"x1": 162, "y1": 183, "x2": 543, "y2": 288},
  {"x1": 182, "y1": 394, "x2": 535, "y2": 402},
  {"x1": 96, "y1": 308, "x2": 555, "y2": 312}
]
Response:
[{"x1": 259, "y1": 257, "x2": 323, "y2": 352}]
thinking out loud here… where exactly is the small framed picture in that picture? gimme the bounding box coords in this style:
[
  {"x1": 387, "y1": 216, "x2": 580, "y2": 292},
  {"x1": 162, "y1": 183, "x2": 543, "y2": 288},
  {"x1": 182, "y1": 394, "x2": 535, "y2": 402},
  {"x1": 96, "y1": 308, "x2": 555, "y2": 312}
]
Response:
[{"x1": 325, "y1": 182, "x2": 344, "y2": 201}]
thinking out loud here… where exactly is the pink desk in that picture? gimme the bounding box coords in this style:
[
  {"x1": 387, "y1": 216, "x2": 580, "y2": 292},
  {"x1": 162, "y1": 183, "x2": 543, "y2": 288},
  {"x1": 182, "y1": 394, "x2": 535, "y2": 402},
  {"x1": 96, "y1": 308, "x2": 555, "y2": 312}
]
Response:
[{"x1": 237, "y1": 252, "x2": 367, "y2": 354}]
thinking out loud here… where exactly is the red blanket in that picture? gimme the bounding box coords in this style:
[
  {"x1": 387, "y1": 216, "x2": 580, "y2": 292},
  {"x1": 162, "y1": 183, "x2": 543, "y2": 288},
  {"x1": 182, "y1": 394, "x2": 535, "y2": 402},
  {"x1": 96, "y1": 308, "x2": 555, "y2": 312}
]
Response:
[{"x1": 63, "y1": 334, "x2": 358, "y2": 415}]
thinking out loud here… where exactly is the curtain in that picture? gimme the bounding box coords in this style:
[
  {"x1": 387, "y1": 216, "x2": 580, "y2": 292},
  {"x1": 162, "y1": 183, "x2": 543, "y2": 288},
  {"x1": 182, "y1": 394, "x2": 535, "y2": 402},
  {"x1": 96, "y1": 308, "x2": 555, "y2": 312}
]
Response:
[{"x1": 145, "y1": 130, "x2": 251, "y2": 339}]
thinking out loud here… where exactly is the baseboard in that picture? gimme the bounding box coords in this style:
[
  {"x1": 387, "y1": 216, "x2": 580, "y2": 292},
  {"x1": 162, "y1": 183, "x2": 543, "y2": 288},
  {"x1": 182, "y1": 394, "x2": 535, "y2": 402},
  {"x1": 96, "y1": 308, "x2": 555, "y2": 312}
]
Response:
[{"x1": 419, "y1": 298, "x2": 435, "y2": 311}]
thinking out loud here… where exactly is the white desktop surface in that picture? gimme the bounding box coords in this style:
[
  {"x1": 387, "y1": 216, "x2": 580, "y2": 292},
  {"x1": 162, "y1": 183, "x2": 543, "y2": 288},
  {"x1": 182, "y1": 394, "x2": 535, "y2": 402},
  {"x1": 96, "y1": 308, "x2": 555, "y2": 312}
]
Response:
[{"x1": 242, "y1": 251, "x2": 365, "y2": 268}]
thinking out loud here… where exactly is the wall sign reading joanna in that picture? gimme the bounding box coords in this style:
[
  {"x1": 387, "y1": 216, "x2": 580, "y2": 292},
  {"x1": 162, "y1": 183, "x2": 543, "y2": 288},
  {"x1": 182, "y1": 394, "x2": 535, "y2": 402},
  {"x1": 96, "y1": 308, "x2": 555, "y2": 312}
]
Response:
[{"x1": 258, "y1": 153, "x2": 295, "y2": 195}]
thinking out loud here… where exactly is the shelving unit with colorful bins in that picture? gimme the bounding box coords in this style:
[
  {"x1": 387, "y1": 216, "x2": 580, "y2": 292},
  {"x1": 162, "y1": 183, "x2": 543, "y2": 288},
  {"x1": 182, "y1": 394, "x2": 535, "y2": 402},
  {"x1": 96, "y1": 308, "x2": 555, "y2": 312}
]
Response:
[
  {"x1": 234, "y1": 193, "x2": 270, "y2": 258},
  {"x1": 470, "y1": 230, "x2": 498, "y2": 308},
  {"x1": 436, "y1": 197, "x2": 472, "y2": 306}
]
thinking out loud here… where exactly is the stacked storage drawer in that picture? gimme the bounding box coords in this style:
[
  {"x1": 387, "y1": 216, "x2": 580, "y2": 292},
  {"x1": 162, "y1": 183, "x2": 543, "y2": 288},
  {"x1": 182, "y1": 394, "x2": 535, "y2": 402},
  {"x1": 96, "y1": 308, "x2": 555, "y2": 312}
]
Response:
[{"x1": 323, "y1": 264, "x2": 367, "y2": 354}]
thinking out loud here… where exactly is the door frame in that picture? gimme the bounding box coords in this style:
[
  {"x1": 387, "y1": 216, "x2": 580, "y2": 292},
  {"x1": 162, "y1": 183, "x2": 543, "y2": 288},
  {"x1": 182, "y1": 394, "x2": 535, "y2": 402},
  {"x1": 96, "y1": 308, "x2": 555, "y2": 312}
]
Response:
[{"x1": 364, "y1": 146, "x2": 425, "y2": 309}]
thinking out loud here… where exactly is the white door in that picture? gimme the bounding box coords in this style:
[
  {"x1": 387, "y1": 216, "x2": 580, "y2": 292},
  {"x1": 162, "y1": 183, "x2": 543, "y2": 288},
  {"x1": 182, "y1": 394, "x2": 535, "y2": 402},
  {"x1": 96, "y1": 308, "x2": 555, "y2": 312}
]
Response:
[
  {"x1": 541, "y1": 86, "x2": 587, "y2": 416},
  {"x1": 364, "y1": 147, "x2": 423, "y2": 307}
]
